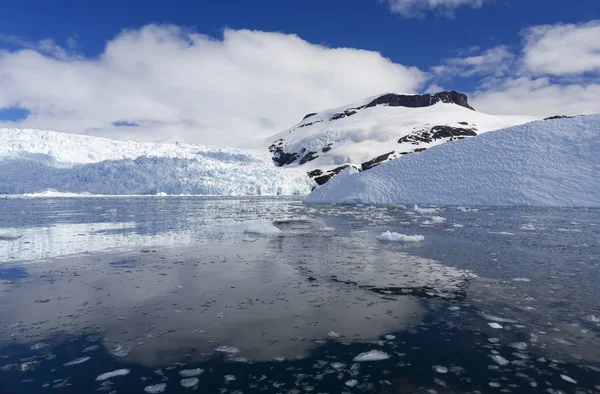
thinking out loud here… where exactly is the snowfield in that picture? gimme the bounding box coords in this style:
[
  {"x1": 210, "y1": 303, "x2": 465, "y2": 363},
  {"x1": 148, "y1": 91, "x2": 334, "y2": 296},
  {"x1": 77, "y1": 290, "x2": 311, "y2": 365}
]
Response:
[
  {"x1": 305, "y1": 115, "x2": 600, "y2": 207},
  {"x1": 0, "y1": 128, "x2": 314, "y2": 196}
]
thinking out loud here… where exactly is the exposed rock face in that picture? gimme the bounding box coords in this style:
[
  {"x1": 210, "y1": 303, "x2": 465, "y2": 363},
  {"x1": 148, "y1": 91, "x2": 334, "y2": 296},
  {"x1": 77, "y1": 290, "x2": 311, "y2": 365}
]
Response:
[
  {"x1": 365, "y1": 91, "x2": 474, "y2": 111},
  {"x1": 398, "y1": 125, "x2": 478, "y2": 145}
]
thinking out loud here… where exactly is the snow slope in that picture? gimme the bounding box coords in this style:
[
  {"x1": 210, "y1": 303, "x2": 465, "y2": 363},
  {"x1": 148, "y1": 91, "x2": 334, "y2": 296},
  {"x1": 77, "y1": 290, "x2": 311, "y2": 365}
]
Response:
[
  {"x1": 305, "y1": 115, "x2": 600, "y2": 207},
  {"x1": 0, "y1": 128, "x2": 313, "y2": 196},
  {"x1": 269, "y1": 92, "x2": 536, "y2": 184}
]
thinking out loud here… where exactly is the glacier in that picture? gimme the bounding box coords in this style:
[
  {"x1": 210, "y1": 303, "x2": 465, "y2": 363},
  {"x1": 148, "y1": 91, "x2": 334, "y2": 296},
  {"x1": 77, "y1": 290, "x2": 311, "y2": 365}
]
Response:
[
  {"x1": 305, "y1": 115, "x2": 600, "y2": 207},
  {"x1": 0, "y1": 128, "x2": 314, "y2": 196}
]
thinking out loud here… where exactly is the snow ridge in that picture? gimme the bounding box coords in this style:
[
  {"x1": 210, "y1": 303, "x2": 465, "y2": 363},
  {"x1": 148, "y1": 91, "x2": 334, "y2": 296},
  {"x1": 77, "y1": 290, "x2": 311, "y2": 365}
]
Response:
[{"x1": 305, "y1": 115, "x2": 600, "y2": 207}]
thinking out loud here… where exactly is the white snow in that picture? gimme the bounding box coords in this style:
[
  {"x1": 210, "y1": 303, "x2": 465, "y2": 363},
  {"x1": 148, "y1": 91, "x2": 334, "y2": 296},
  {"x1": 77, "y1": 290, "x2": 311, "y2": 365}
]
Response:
[
  {"x1": 376, "y1": 231, "x2": 425, "y2": 242},
  {"x1": 270, "y1": 99, "x2": 535, "y2": 174},
  {"x1": 243, "y1": 222, "x2": 283, "y2": 236},
  {"x1": 352, "y1": 350, "x2": 390, "y2": 362},
  {"x1": 0, "y1": 128, "x2": 313, "y2": 196},
  {"x1": 305, "y1": 116, "x2": 600, "y2": 207},
  {"x1": 95, "y1": 369, "x2": 131, "y2": 381}
]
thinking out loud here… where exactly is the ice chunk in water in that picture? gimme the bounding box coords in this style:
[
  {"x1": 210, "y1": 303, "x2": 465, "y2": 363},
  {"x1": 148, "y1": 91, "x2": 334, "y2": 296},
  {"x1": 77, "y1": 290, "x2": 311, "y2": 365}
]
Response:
[
  {"x1": 433, "y1": 365, "x2": 448, "y2": 373},
  {"x1": 112, "y1": 344, "x2": 131, "y2": 357},
  {"x1": 520, "y1": 224, "x2": 536, "y2": 231},
  {"x1": 328, "y1": 331, "x2": 342, "y2": 338},
  {"x1": 96, "y1": 369, "x2": 130, "y2": 381},
  {"x1": 413, "y1": 205, "x2": 437, "y2": 214},
  {"x1": 225, "y1": 375, "x2": 236, "y2": 382},
  {"x1": 179, "y1": 368, "x2": 204, "y2": 377},
  {"x1": 509, "y1": 342, "x2": 528, "y2": 350},
  {"x1": 180, "y1": 378, "x2": 199, "y2": 388},
  {"x1": 30, "y1": 342, "x2": 49, "y2": 350},
  {"x1": 488, "y1": 323, "x2": 503, "y2": 329},
  {"x1": 345, "y1": 379, "x2": 358, "y2": 387},
  {"x1": 63, "y1": 357, "x2": 90, "y2": 366},
  {"x1": 376, "y1": 231, "x2": 424, "y2": 242},
  {"x1": 215, "y1": 345, "x2": 240, "y2": 354},
  {"x1": 560, "y1": 374, "x2": 577, "y2": 384},
  {"x1": 353, "y1": 350, "x2": 390, "y2": 362},
  {"x1": 512, "y1": 278, "x2": 531, "y2": 282},
  {"x1": 490, "y1": 355, "x2": 510, "y2": 366},
  {"x1": 144, "y1": 383, "x2": 167, "y2": 393},
  {"x1": 243, "y1": 222, "x2": 282, "y2": 236}
]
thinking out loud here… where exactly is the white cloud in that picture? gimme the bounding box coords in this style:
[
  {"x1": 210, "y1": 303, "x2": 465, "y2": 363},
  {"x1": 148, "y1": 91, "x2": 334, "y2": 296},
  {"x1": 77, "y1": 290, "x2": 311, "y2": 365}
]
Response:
[
  {"x1": 434, "y1": 45, "x2": 515, "y2": 78},
  {"x1": 0, "y1": 25, "x2": 426, "y2": 146},
  {"x1": 472, "y1": 77, "x2": 600, "y2": 116},
  {"x1": 431, "y1": 20, "x2": 600, "y2": 117},
  {"x1": 382, "y1": 0, "x2": 485, "y2": 18},
  {"x1": 522, "y1": 21, "x2": 600, "y2": 76}
]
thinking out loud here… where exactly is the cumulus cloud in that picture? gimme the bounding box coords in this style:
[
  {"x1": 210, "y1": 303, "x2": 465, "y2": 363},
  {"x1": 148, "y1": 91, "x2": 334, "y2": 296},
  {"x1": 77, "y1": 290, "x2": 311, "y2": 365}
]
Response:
[
  {"x1": 472, "y1": 77, "x2": 600, "y2": 116},
  {"x1": 382, "y1": 0, "x2": 485, "y2": 18},
  {"x1": 522, "y1": 21, "x2": 600, "y2": 76},
  {"x1": 0, "y1": 25, "x2": 426, "y2": 146},
  {"x1": 432, "y1": 20, "x2": 600, "y2": 117},
  {"x1": 433, "y1": 45, "x2": 515, "y2": 78}
]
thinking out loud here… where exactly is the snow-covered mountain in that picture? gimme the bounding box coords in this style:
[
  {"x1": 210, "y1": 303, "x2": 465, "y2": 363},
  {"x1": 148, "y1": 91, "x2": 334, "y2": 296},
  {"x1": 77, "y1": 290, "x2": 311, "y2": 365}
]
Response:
[
  {"x1": 305, "y1": 115, "x2": 600, "y2": 207},
  {"x1": 269, "y1": 91, "x2": 536, "y2": 184},
  {"x1": 0, "y1": 128, "x2": 313, "y2": 196}
]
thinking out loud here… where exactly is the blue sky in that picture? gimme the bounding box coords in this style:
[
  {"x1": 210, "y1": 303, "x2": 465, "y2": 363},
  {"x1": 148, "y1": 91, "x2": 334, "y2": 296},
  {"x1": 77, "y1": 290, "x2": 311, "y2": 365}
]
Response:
[{"x1": 1, "y1": 0, "x2": 599, "y2": 145}]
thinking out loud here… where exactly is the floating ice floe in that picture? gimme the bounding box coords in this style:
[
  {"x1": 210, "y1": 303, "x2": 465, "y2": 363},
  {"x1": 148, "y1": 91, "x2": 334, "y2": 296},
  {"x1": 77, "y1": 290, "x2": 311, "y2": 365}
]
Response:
[
  {"x1": 243, "y1": 222, "x2": 283, "y2": 236},
  {"x1": 512, "y1": 278, "x2": 531, "y2": 282},
  {"x1": 112, "y1": 344, "x2": 131, "y2": 358},
  {"x1": 488, "y1": 323, "x2": 504, "y2": 329},
  {"x1": 345, "y1": 379, "x2": 358, "y2": 387},
  {"x1": 30, "y1": 342, "x2": 49, "y2": 350},
  {"x1": 413, "y1": 205, "x2": 438, "y2": 215},
  {"x1": 433, "y1": 365, "x2": 448, "y2": 374},
  {"x1": 215, "y1": 345, "x2": 240, "y2": 354},
  {"x1": 520, "y1": 224, "x2": 536, "y2": 231},
  {"x1": 180, "y1": 377, "x2": 199, "y2": 388},
  {"x1": 490, "y1": 354, "x2": 510, "y2": 366},
  {"x1": 353, "y1": 350, "x2": 390, "y2": 362},
  {"x1": 376, "y1": 231, "x2": 424, "y2": 243},
  {"x1": 179, "y1": 368, "x2": 204, "y2": 377},
  {"x1": 144, "y1": 383, "x2": 167, "y2": 393},
  {"x1": 560, "y1": 374, "x2": 577, "y2": 384},
  {"x1": 63, "y1": 357, "x2": 90, "y2": 366},
  {"x1": 96, "y1": 369, "x2": 130, "y2": 381},
  {"x1": 328, "y1": 331, "x2": 342, "y2": 338}
]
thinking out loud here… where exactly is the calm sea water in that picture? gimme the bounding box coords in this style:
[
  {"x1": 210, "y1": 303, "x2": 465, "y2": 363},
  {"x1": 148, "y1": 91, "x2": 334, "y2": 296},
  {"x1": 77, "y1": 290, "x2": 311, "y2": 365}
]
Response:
[{"x1": 0, "y1": 197, "x2": 599, "y2": 393}]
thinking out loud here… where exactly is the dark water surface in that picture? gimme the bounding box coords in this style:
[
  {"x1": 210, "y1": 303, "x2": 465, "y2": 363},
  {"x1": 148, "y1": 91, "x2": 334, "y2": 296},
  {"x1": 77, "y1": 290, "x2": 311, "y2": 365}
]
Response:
[{"x1": 0, "y1": 197, "x2": 598, "y2": 393}]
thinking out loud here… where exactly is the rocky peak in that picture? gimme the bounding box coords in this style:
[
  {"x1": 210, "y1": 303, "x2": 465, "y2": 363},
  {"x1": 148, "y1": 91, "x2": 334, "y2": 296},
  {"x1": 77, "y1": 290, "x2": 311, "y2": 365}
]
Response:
[{"x1": 365, "y1": 91, "x2": 474, "y2": 111}]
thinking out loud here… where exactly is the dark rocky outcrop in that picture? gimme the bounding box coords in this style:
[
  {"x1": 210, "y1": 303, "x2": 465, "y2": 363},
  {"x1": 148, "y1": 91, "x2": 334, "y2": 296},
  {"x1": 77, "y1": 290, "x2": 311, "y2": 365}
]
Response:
[
  {"x1": 321, "y1": 144, "x2": 333, "y2": 153},
  {"x1": 302, "y1": 112, "x2": 317, "y2": 120},
  {"x1": 361, "y1": 151, "x2": 395, "y2": 171},
  {"x1": 544, "y1": 115, "x2": 575, "y2": 121},
  {"x1": 313, "y1": 164, "x2": 360, "y2": 185},
  {"x1": 299, "y1": 151, "x2": 319, "y2": 165},
  {"x1": 399, "y1": 125, "x2": 477, "y2": 145},
  {"x1": 365, "y1": 91, "x2": 474, "y2": 111}
]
